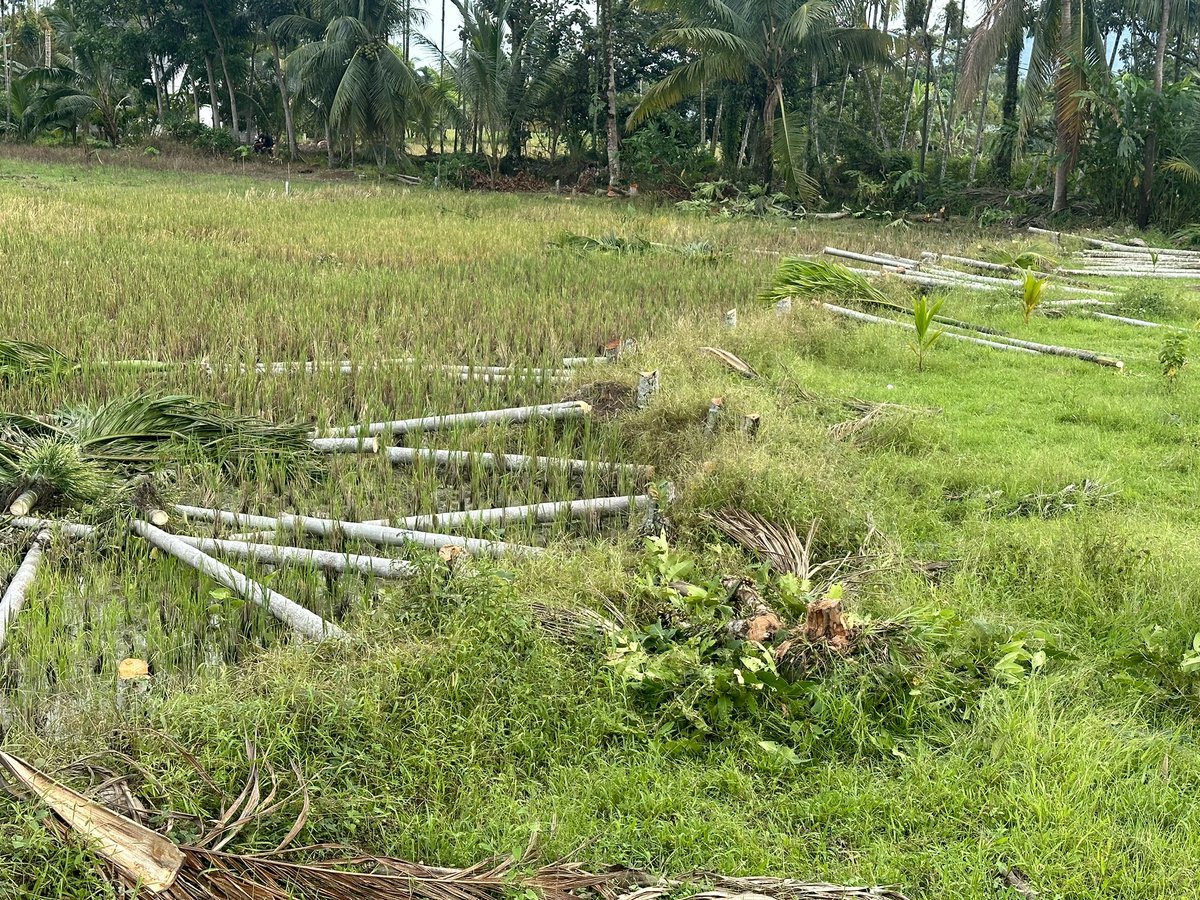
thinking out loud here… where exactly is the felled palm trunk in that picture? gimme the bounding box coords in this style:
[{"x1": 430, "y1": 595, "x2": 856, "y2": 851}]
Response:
[
  {"x1": 0, "y1": 531, "x2": 49, "y2": 650},
  {"x1": 130, "y1": 521, "x2": 343, "y2": 642}
]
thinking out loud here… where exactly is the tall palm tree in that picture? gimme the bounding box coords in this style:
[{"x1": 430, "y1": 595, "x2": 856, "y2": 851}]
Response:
[
  {"x1": 275, "y1": 0, "x2": 426, "y2": 165},
  {"x1": 1137, "y1": 0, "x2": 1173, "y2": 227},
  {"x1": 626, "y1": 0, "x2": 889, "y2": 192},
  {"x1": 447, "y1": 0, "x2": 566, "y2": 183},
  {"x1": 962, "y1": 0, "x2": 1104, "y2": 213}
]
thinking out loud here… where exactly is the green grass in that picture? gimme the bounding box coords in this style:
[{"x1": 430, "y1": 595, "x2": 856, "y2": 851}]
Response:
[{"x1": 4, "y1": 155, "x2": 1200, "y2": 899}]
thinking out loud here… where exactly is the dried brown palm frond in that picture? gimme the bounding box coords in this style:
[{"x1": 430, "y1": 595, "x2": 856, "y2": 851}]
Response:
[
  {"x1": 683, "y1": 872, "x2": 910, "y2": 900},
  {"x1": 1, "y1": 751, "x2": 911, "y2": 900},
  {"x1": 698, "y1": 347, "x2": 758, "y2": 379},
  {"x1": 829, "y1": 401, "x2": 938, "y2": 446},
  {"x1": 707, "y1": 509, "x2": 810, "y2": 578},
  {"x1": 530, "y1": 601, "x2": 624, "y2": 643},
  {"x1": 706, "y1": 511, "x2": 878, "y2": 592}
]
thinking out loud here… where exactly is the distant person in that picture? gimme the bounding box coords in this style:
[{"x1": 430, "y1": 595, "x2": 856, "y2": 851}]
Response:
[{"x1": 254, "y1": 133, "x2": 275, "y2": 156}]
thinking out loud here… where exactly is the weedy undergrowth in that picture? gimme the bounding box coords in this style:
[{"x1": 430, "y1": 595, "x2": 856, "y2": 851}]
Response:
[{"x1": 602, "y1": 536, "x2": 1051, "y2": 758}]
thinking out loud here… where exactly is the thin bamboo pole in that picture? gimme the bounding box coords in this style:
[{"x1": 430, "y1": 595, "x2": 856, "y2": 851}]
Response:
[
  {"x1": 173, "y1": 505, "x2": 543, "y2": 559},
  {"x1": 825, "y1": 247, "x2": 1116, "y2": 297},
  {"x1": 363, "y1": 495, "x2": 651, "y2": 529},
  {"x1": 173, "y1": 535, "x2": 415, "y2": 580},
  {"x1": 821, "y1": 304, "x2": 1039, "y2": 354},
  {"x1": 1029, "y1": 226, "x2": 1200, "y2": 257},
  {"x1": 1056, "y1": 268, "x2": 1200, "y2": 279},
  {"x1": 10, "y1": 516, "x2": 95, "y2": 539},
  {"x1": 129, "y1": 521, "x2": 344, "y2": 642},
  {"x1": 309, "y1": 437, "x2": 380, "y2": 453},
  {"x1": 1091, "y1": 312, "x2": 1171, "y2": 328},
  {"x1": 823, "y1": 303, "x2": 1124, "y2": 368},
  {"x1": 324, "y1": 402, "x2": 591, "y2": 438},
  {"x1": 385, "y1": 446, "x2": 652, "y2": 479},
  {"x1": 0, "y1": 531, "x2": 49, "y2": 650}
]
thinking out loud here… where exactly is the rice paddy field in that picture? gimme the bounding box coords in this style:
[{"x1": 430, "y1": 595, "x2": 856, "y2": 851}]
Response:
[{"x1": 5, "y1": 154, "x2": 1200, "y2": 899}]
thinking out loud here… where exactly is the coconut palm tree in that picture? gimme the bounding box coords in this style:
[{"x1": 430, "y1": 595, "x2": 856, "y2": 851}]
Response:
[
  {"x1": 274, "y1": 0, "x2": 427, "y2": 165},
  {"x1": 446, "y1": 0, "x2": 567, "y2": 184},
  {"x1": 961, "y1": 0, "x2": 1104, "y2": 213},
  {"x1": 626, "y1": 0, "x2": 890, "y2": 194}
]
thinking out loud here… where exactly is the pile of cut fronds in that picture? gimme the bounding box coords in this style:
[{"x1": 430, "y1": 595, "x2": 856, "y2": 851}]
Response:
[
  {"x1": 761, "y1": 258, "x2": 889, "y2": 306},
  {"x1": 0, "y1": 391, "x2": 315, "y2": 516},
  {"x1": 828, "y1": 402, "x2": 925, "y2": 446},
  {"x1": 1001, "y1": 479, "x2": 1115, "y2": 519},
  {"x1": 551, "y1": 232, "x2": 652, "y2": 254},
  {"x1": 1001, "y1": 250, "x2": 1059, "y2": 272},
  {"x1": 0, "y1": 339, "x2": 75, "y2": 382},
  {"x1": 551, "y1": 232, "x2": 721, "y2": 260}
]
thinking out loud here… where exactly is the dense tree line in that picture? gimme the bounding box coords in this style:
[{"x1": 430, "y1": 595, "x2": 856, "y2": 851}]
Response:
[{"x1": 2, "y1": 0, "x2": 1200, "y2": 227}]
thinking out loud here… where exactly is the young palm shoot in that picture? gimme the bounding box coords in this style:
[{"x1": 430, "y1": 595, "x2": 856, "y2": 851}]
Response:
[
  {"x1": 911, "y1": 294, "x2": 944, "y2": 372},
  {"x1": 1022, "y1": 272, "x2": 1049, "y2": 324}
]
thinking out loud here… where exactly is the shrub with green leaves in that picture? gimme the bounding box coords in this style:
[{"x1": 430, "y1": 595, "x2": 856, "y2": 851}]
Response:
[
  {"x1": 604, "y1": 536, "x2": 1033, "y2": 758},
  {"x1": 1159, "y1": 331, "x2": 1188, "y2": 386}
]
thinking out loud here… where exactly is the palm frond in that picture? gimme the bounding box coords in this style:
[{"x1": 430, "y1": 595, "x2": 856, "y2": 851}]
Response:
[
  {"x1": 761, "y1": 258, "x2": 889, "y2": 305},
  {"x1": 1163, "y1": 156, "x2": 1200, "y2": 184},
  {"x1": 779, "y1": 0, "x2": 835, "y2": 48},
  {"x1": 707, "y1": 508, "x2": 810, "y2": 577},
  {"x1": 773, "y1": 103, "x2": 821, "y2": 203},
  {"x1": 550, "y1": 232, "x2": 652, "y2": 254},
  {"x1": 1, "y1": 751, "x2": 913, "y2": 900},
  {"x1": 0, "y1": 339, "x2": 75, "y2": 381},
  {"x1": 627, "y1": 54, "x2": 746, "y2": 130},
  {"x1": 58, "y1": 392, "x2": 316, "y2": 476},
  {"x1": 959, "y1": 0, "x2": 1024, "y2": 102}
]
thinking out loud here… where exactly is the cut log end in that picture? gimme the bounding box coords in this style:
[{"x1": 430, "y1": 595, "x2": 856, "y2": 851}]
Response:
[
  {"x1": 148, "y1": 509, "x2": 170, "y2": 527},
  {"x1": 577, "y1": 401, "x2": 593, "y2": 415},
  {"x1": 802, "y1": 598, "x2": 852, "y2": 650},
  {"x1": 9, "y1": 490, "x2": 37, "y2": 518}
]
